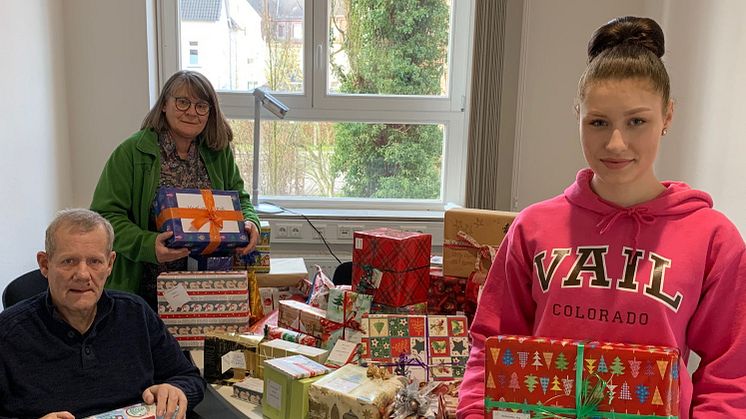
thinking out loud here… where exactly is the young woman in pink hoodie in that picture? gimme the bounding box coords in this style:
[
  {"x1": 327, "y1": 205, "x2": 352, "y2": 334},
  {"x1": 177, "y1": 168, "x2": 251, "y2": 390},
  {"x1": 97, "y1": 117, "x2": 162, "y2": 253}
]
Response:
[{"x1": 458, "y1": 16, "x2": 746, "y2": 419}]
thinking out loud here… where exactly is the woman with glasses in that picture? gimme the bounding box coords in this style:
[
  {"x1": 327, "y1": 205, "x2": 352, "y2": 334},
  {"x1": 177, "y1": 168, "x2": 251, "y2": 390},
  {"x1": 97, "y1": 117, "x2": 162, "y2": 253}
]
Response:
[{"x1": 90, "y1": 70, "x2": 260, "y2": 309}]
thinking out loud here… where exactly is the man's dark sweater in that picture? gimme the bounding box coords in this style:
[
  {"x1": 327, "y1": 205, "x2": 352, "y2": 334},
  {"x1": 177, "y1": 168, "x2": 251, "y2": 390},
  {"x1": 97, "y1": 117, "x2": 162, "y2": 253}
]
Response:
[{"x1": 0, "y1": 290, "x2": 205, "y2": 418}]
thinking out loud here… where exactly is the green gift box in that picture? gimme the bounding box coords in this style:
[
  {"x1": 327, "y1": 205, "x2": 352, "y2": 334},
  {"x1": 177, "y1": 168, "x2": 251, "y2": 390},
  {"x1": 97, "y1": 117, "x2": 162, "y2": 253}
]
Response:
[{"x1": 262, "y1": 355, "x2": 330, "y2": 419}]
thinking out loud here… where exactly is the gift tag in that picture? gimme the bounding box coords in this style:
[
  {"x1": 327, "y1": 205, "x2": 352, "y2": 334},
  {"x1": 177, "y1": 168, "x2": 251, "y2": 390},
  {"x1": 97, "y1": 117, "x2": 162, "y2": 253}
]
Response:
[
  {"x1": 221, "y1": 350, "x2": 247, "y2": 374},
  {"x1": 164, "y1": 284, "x2": 190, "y2": 309},
  {"x1": 265, "y1": 379, "x2": 282, "y2": 410},
  {"x1": 326, "y1": 339, "x2": 359, "y2": 367},
  {"x1": 371, "y1": 268, "x2": 383, "y2": 289}
]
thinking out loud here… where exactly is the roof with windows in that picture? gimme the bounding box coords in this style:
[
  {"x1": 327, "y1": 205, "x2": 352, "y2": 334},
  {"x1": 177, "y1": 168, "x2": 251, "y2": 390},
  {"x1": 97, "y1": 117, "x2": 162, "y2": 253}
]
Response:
[{"x1": 180, "y1": 0, "x2": 223, "y2": 21}]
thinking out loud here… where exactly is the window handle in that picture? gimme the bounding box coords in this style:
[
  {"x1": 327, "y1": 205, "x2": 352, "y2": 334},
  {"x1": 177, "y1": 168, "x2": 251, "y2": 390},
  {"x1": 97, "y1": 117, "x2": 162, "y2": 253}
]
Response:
[{"x1": 316, "y1": 44, "x2": 323, "y2": 70}]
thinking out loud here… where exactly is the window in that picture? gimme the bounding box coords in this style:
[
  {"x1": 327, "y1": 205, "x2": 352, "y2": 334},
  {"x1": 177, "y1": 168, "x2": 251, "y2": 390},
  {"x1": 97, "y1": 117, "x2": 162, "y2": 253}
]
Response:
[{"x1": 159, "y1": 0, "x2": 474, "y2": 210}]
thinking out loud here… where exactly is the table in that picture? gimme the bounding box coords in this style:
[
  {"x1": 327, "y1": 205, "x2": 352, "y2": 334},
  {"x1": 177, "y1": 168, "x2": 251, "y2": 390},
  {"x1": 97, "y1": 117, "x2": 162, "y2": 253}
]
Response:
[{"x1": 191, "y1": 350, "x2": 264, "y2": 419}]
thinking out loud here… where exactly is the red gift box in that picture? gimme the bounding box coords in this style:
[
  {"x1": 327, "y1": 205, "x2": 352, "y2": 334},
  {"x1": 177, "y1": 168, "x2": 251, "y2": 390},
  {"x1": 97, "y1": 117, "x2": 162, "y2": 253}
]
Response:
[
  {"x1": 352, "y1": 228, "x2": 431, "y2": 307},
  {"x1": 484, "y1": 335, "x2": 680, "y2": 418},
  {"x1": 427, "y1": 267, "x2": 477, "y2": 323}
]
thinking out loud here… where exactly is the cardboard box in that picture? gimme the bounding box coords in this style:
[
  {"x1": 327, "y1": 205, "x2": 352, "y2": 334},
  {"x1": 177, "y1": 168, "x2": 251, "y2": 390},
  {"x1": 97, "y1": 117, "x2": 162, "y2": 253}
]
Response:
[
  {"x1": 262, "y1": 355, "x2": 330, "y2": 419},
  {"x1": 255, "y1": 257, "x2": 309, "y2": 287},
  {"x1": 307, "y1": 364, "x2": 405, "y2": 419},
  {"x1": 442, "y1": 208, "x2": 517, "y2": 278},
  {"x1": 484, "y1": 335, "x2": 680, "y2": 418},
  {"x1": 154, "y1": 188, "x2": 248, "y2": 256},
  {"x1": 352, "y1": 228, "x2": 431, "y2": 307},
  {"x1": 157, "y1": 271, "x2": 251, "y2": 349},
  {"x1": 203, "y1": 332, "x2": 263, "y2": 382}
]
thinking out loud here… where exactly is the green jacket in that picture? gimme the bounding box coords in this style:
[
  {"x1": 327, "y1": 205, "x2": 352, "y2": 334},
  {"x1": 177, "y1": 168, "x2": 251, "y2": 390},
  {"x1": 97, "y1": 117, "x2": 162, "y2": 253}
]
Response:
[{"x1": 90, "y1": 129, "x2": 260, "y2": 293}]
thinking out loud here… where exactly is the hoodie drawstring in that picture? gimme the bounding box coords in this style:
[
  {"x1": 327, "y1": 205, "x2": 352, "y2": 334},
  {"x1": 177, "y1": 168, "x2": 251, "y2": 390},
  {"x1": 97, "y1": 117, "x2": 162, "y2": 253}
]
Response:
[{"x1": 596, "y1": 207, "x2": 656, "y2": 249}]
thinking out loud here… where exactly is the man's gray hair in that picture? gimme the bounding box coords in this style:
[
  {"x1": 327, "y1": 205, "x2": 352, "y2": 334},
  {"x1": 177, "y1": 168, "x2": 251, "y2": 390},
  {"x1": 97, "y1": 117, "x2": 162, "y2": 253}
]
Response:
[{"x1": 45, "y1": 209, "x2": 114, "y2": 257}]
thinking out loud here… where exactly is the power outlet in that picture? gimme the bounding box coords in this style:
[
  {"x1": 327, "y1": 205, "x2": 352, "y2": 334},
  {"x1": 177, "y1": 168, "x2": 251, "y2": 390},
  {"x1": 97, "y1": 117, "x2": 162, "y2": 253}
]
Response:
[
  {"x1": 311, "y1": 224, "x2": 327, "y2": 240},
  {"x1": 275, "y1": 224, "x2": 290, "y2": 238},
  {"x1": 276, "y1": 223, "x2": 303, "y2": 239},
  {"x1": 338, "y1": 224, "x2": 364, "y2": 240}
]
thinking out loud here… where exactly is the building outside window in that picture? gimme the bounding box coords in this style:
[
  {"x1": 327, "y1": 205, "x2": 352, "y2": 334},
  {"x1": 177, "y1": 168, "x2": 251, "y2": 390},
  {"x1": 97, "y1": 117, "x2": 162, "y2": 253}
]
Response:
[{"x1": 160, "y1": 0, "x2": 474, "y2": 210}]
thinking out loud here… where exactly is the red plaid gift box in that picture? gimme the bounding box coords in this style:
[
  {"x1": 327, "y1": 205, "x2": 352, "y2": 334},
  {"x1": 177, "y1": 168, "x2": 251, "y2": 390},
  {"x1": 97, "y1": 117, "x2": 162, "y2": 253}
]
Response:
[
  {"x1": 360, "y1": 314, "x2": 470, "y2": 382},
  {"x1": 352, "y1": 228, "x2": 431, "y2": 307},
  {"x1": 484, "y1": 335, "x2": 680, "y2": 418}
]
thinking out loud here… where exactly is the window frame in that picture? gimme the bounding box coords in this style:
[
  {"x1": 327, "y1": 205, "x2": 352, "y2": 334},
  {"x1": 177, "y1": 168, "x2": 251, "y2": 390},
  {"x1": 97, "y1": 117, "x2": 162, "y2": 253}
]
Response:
[{"x1": 157, "y1": 0, "x2": 474, "y2": 210}]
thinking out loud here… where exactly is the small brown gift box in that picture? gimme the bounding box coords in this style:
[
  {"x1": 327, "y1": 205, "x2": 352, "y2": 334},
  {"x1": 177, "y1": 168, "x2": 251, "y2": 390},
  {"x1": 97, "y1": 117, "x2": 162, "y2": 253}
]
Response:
[{"x1": 442, "y1": 208, "x2": 517, "y2": 278}]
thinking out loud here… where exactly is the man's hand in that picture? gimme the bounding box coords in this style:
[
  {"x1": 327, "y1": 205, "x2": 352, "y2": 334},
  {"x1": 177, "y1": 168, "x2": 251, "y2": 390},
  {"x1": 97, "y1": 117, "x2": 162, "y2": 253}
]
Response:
[
  {"x1": 155, "y1": 231, "x2": 190, "y2": 263},
  {"x1": 235, "y1": 221, "x2": 259, "y2": 256},
  {"x1": 39, "y1": 412, "x2": 75, "y2": 419},
  {"x1": 142, "y1": 383, "x2": 187, "y2": 419}
]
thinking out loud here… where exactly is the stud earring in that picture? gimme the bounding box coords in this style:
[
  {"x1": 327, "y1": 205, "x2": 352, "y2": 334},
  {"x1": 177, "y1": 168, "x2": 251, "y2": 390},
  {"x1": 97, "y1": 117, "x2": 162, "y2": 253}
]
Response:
[{"x1": 662, "y1": 128, "x2": 668, "y2": 136}]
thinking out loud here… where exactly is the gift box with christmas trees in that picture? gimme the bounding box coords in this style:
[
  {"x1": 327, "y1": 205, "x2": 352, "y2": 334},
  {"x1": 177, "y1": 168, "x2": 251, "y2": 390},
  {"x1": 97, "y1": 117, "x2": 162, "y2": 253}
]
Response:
[
  {"x1": 484, "y1": 335, "x2": 680, "y2": 418},
  {"x1": 359, "y1": 314, "x2": 471, "y2": 382}
]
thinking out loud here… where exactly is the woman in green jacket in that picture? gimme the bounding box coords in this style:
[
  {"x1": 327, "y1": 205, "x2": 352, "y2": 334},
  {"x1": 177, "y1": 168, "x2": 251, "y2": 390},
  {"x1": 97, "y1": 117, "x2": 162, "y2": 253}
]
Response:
[{"x1": 91, "y1": 70, "x2": 260, "y2": 308}]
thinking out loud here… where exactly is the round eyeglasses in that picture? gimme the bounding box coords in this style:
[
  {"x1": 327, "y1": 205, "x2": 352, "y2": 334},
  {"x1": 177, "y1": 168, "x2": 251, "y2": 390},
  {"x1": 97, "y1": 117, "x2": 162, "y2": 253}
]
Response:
[{"x1": 172, "y1": 96, "x2": 211, "y2": 116}]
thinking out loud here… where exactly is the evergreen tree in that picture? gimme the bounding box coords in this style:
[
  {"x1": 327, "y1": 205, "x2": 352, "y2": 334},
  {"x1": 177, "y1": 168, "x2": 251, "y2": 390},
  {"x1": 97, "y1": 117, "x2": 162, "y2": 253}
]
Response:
[
  {"x1": 524, "y1": 374, "x2": 539, "y2": 393},
  {"x1": 597, "y1": 355, "x2": 608, "y2": 373},
  {"x1": 502, "y1": 348, "x2": 515, "y2": 366},
  {"x1": 550, "y1": 376, "x2": 562, "y2": 392},
  {"x1": 509, "y1": 372, "x2": 520, "y2": 391},
  {"x1": 532, "y1": 351, "x2": 543, "y2": 369},
  {"x1": 610, "y1": 356, "x2": 625, "y2": 376},
  {"x1": 555, "y1": 352, "x2": 569, "y2": 371},
  {"x1": 330, "y1": 0, "x2": 449, "y2": 198}
]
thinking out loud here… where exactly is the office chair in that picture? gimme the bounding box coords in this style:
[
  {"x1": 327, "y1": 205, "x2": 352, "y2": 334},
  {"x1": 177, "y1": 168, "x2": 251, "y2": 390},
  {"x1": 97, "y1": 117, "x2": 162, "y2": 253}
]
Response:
[
  {"x1": 2, "y1": 269, "x2": 48, "y2": 309},
  {"x1": 331, "y1": 261, "x2": 353, "y2": 287}
]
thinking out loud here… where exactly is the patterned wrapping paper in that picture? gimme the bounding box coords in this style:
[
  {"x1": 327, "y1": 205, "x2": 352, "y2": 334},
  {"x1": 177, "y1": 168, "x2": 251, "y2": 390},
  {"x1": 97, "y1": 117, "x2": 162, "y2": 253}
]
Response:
[
  {"x1": 484, "y1": 335, "x2": 681, "y2": 418},
  {"x1": 157, "y1": 271, "x2": 251, "y2": 348},
  {"x1": 203, "y1": 331, "x2": 264, "y2": 383},
  {"x1": 307, "y1": 364, "x2": 406, "y2": 419},
  {"x1": 231, "y1": 221, "x2": 270, "y2": 272},
  {"x1": 232, "y1": 377, "x2": 264, "y2": 405},
  {"x1": 154, "y1": 187, "x2": 248, "y2": 256},
  {"x1": 265, "y1": 325, "x2": 321, "y2": 347},
  {"x1": 352, "y1": 228, "x2": 432, "y2": 307},
  {"x1": 427, "y1": 266, "x2": 477, "y2": 323},
  {"x1": 187, "y1": 255, "x2": 235, "y2": 271},
  {"x1": 442, "y1": 208, "x2": 517, "y2": 278},
  {"x1": 370, "y1": 301, "x2": 429, "y2": 315},
  {"x1": 82, "y1": 403, "x2": 156, "y2": 419},
  {"x1": 259, "y1": 339, "x2": 329, "y2": 367},
  {"x1": 359, "y1": 314, "x2": 471, "y2": 382},
  {"x1": 277, "y1": 299, "x2": 328, "y2": 339}
]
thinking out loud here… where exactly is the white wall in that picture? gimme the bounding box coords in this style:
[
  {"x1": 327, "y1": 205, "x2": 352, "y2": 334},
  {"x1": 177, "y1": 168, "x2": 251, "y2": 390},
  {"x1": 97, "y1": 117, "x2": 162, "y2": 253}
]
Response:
[
  {"x1": 0, "y1": 0, "x2": 73, "y2": 292},
  {"x1": 511, "y1": 0, "x2": 650, "y2": 210},
  {"x1": 656, "y1": 0, "x2": 746, "y2": 234},
  {"x1": 63, "y1": 0, "x2": 153, "y2": 207}
]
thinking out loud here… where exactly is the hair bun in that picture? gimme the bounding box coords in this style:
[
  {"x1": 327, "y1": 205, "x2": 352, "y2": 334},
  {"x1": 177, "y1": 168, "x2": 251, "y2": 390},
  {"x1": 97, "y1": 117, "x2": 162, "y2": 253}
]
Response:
[{"x1": 587, "y1": 16, "x2": 664, "y2": 61}]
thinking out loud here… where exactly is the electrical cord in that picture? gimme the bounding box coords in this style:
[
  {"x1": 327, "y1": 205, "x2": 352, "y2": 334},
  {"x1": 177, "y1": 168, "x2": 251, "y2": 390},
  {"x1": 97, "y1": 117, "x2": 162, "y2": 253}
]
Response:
[{"x1": 261, "y1": 203, "x2": 343, "y2": 264}]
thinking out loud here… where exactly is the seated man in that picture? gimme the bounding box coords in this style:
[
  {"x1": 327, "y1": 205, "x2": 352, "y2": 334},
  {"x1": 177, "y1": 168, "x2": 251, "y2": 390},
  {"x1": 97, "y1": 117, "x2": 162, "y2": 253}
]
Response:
[{"x1": 0, "y1": 209, "x2": 205, "y2": 419}]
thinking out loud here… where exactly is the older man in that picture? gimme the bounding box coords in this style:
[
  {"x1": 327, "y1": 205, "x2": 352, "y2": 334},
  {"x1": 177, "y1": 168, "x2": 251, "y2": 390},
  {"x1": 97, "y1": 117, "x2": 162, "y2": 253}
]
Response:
[{"x1": 0, "y1": 209, "x2": 204, "y2": 419}]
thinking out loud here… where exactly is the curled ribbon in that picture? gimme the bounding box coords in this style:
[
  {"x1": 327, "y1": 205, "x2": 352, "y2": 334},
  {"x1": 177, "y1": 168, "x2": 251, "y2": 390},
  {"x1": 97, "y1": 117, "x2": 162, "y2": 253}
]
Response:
[
  {"x1": 156, "y1": 189, "x2": 244, "y2": 255},
  {"x1": 443, "y1": 231, "x2": 497, "y2": 274}
]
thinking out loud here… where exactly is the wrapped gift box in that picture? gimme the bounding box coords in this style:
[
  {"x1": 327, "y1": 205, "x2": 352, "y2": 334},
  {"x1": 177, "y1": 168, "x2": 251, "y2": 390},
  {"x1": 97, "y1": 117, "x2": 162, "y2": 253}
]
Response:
[
  {"x1": 203, "y1": 332, "x2": 263, "y2": 383},
  {"x1": 255, "y1": 257, "x2": 309, "y2": 287},
  {"x1": 187, "y1": 255, "x2": 234, "y2": 271},
  {"x1": 233, "y1": 377, "x2": 264, "y2": 405},
  {"x1": 82, "y1": 403, "x2": 155, "y2": 419},
  {"x1": 263, "y1": 355, "x2": 330, "y2": 419},
  {"x1": 277, "y1": 300, "x2": 328, "y2": 339},
  {"x1": 352, "y1": 228, "x2": 432, "y2": 307},
  {"x1": 232, "y1": 220, "x2": 271, "y2": 273},
  {"x1": 154, "y1": 187, "x2": 248, "y2": 256},
  {"x1": 258, "y1": 339, "x2": 329, "y2": 377},
  {"x1": 326, "y1": 288, "x2": 373, "y2": 328},
  {"x1": 428, "y1": 266, "x2": 477, "y2": 322},
  {"x1": 266, "y1": 325, "x2": 321, "y2": 348},
  {"x1": 307, "y1": 364, "x2": 406, "y2": 419},
  {"x1": 484, "y1": 335, "x2": 681, "y2": 418},
  {"x1": 360, "y1": 314, "x2": 470, "y2": 382},
  {"x1": 442, "y1": 208, "x2": 517, "y2": 278},
  {"x1": 157, "y1": 271, "x2": 251, "y2": 349},
  {"x1": 370, "y1": 301, "x2": 428, "y2": 315}
]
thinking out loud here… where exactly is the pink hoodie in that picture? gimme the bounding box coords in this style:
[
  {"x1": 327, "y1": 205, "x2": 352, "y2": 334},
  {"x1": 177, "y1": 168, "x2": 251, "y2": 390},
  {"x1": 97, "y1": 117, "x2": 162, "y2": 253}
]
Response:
[{"x1": 458, "y1": 169, "x2": 746, "y2": 418}]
